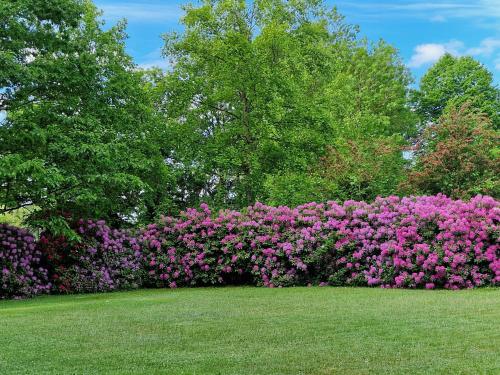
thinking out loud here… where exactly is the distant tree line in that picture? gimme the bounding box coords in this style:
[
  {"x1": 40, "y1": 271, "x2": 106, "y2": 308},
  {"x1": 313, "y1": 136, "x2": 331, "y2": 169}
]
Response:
[{"x1": 0, "y1": 0, "x2": 498, "y2": 235}]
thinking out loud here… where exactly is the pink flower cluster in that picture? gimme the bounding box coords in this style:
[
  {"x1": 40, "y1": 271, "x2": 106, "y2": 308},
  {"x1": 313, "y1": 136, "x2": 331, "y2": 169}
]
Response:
[
  {"x1": 328, "y1": 195, "x2": 499, "y2": 289},
  {"x1": 140, "y1": 195, "x2": 499, "y2": 289}
]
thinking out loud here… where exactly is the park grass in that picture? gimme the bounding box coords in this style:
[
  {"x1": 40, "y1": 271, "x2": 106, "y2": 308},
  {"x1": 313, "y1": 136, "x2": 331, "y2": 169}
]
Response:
[{"x1": 1, "y1": 287, "x2": 499, "y2": 374}]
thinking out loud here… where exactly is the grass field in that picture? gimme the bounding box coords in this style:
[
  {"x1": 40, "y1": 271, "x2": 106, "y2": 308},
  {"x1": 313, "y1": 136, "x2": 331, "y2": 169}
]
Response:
[{"x1": 1, "y1": 287, "x2": 499, "y2": 374}]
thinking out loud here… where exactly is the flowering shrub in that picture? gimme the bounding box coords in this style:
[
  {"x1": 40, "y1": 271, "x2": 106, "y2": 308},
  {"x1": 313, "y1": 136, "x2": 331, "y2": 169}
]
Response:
[
  {"x1": 139, "y1": 195, "x2": 499, "y2": 289},
  {"x1": 2, "y1": 195, "x2": 499, "y2": 298},
  {"x1": 0, "y1": 224, "x2": 51, "y2": 299},
  {"x1": 38, "y1": 220, "x2": 143, "y2": 294},
  {"x1": 324, "y1": 195, "x2": 499, "y2": 289},
  {"x1": 139, "y1": 203, "x2": 328, "y2": 288}
]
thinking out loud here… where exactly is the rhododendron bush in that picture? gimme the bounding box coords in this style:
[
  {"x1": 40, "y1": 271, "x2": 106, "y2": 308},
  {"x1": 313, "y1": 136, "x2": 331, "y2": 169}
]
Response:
[
  {"x1": 38, "y1": 220, "x2": 143, "y2": 294},
  {"x1": 1, "y1": 195, "x2": 499, "y2": 298},
  {"x1": 140, "y1": 195, "x2": 499, "y2": 289},
  {"x1": 1, "y1": 224, "x2": 51, "y2": 298}
]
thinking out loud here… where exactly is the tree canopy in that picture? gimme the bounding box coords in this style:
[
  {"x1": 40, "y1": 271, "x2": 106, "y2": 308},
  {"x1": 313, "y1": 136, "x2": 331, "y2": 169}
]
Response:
[
  {"x1": 160, "y1": 0, "x2": 415, "y2": 208},
  {"x1": 404, "y1": 104, "x2": 499, "y2": 198},
  {"x1": 0, "y1": 0, "x2": 172, "y2": 234},
  {"x1": 411, "y1": 54, "x2": 499, "y2": 128},
  {"x1": 0, "y1": 0, "x2": 497, "y2": 232}
]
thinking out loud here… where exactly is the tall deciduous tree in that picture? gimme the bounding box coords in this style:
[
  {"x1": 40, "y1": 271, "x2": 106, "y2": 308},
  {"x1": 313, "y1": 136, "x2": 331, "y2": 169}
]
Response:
[
  {"x1": 411, "y1": 54, "x2": 500, "y2": 128},
  {"x1": 161, "y1": 0, "x2": 415, "y2": 208},
  {"x1": 404, "y1": 104, "x2": 499, "y2": 199},
  {"x1": 0, "y1": 0, "x2": 172, "y2": 234}
]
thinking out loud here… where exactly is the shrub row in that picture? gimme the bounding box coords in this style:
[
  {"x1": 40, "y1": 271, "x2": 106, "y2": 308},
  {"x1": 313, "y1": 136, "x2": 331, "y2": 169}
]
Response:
[{"x1": 1, "y1": 195, "x2": 499, "y2": 298}]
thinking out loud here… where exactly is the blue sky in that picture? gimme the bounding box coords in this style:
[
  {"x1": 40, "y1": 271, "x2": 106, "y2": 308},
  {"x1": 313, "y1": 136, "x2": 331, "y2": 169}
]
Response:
[{"x1": 96, "y1": 0, "x2": 499, "y2": 84}]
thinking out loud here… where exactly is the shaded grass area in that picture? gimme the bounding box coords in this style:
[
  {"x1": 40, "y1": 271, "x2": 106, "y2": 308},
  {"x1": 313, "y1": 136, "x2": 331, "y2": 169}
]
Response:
[{"x1": 1, "y1": 287, "x2": 499, "y2": 374}]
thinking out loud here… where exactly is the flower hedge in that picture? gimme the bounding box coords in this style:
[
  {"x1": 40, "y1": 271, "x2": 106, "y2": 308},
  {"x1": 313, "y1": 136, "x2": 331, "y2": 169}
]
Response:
[{"x1": 1, "y1": 195, "x2": 499, "y2": 298}]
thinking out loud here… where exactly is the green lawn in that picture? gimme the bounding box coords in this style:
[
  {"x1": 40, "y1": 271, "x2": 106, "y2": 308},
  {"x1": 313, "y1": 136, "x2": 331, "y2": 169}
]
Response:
[{"x1": 1, "y1": 287, "x2": 499, "y2": 374}]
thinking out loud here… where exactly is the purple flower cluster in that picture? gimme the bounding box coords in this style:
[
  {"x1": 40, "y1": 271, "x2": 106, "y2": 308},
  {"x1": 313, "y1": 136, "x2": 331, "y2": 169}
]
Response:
[
  {"x1": 140, "y1": 195, "x2": 499, "y2": 289},
  {"x1": 140, "y1": 202, "x2": 332, "y2": 288},
  {"x1": 38, "y1": 220, "x2": 143, "y2": 293},
  {"x1": 0, "y1": 224, "x2": 51, "y2": 299}
]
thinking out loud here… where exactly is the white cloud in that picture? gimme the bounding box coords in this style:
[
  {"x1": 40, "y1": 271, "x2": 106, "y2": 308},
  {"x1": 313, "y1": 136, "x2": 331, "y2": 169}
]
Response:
[
  {"x1": 442, "y1": 40, "x2": 465, "y2": 55},
  {"x1": 338, "y1": 1, "x2": 500, "y2": 15},
  {"x1": 449, "y1": 0, "x2": 500, "y2": 19},
  {"x1": 494, "y1": 56, "x2": 500, "y2": 70},
  {"x1": 466, "y1": 38, "x2": 500, "y2": 56},
  {"x1": 408, "y1": 44, "x2": 447, "y2": 67},
  {"x1": 97, "y1": 2, "x2": 182, "y2": 22},
  {"x1": 408, "y1": 41, "x2": 463, "y2": 67},
  {"x1": 142, "y1": 48, "x2": 163, "y2": 60},
  {"x1": 337, "y1": 1, "x2": 500, "y2": 29},
  {"x1": 408, "y1": 37, "x2": 500, "y2": 68},
  {"x1": 337, "y1": 2, "x2": 476, "y2": 12}
]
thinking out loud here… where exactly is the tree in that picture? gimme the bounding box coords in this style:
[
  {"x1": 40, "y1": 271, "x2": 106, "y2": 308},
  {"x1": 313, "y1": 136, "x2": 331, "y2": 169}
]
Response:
[
  {"x1": 319, "y1": 135, "x2": 406, "y2": 202},
  {"x1": 403, "y1": 104, "x2": 499, "y2": 199},
  {"x1": 0, "y1": 0, "x2": 172, "y2": 234},
  {"x1": 161, "y1": 0, "x2": 414, "y2": 209},
  {"x1": 411, "y1": 54, "x2": 500, "y2": 128}
]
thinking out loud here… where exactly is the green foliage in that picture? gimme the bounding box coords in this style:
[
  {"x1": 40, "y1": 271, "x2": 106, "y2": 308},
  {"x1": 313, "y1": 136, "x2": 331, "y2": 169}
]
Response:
[
  {"x1": 264, "y1": 135, "x2": 407, "y2": 206},
  {"x1": 5, "y1": 0, "x2": 497, "y2": 228},
  {"x1": 0, "y1": 0, "x2": 173, "y2": 233},
  {"x1": 0, "y1": 207, "x2": 35, "y2": 227},
  {"x1": 316, "y1": 135, "x2": 407, "y2": 202},
  {"x1": 264, "y1": 172, "x2": 329, "y2": 207},
  {"x1": 404, "y1": 104, "x2": 499, "y2": 198},
  {"x1": 161, "y1": 0, "x2": 415, "y2": 209},
  {"x1": 411, "y1": 54, "x2": 500, "y2": 128}
]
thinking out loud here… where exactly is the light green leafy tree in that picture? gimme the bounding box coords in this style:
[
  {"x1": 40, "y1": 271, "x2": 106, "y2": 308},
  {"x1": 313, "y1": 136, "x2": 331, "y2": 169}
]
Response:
[
  {"x1": 411, "y1": 54, "x2": 500, "y2": 128},
  {"x1": 161, "y1": 0, "x2": 415, "y2": 208}
]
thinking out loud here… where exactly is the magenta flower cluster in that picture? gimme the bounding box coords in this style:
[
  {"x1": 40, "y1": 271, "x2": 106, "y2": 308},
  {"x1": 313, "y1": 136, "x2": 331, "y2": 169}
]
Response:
[
  {"x1": 140, "y1": 195, "x2": 499, "y2": 289},
  {"x1": 0, "y1": 224, "x2": 51, "y2": 299},
  {"x1": 1, "y1": 195, "x2": 499, "y2": 298},
  {"x1": 325, "y1": 195, "x2": 499, "y2": 289}
]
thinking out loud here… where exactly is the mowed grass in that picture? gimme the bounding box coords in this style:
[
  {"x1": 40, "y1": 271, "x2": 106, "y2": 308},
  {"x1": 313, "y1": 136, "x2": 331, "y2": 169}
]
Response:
[{"x1": 1, "y1": 287, "x2": 499, "y2": 375}]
